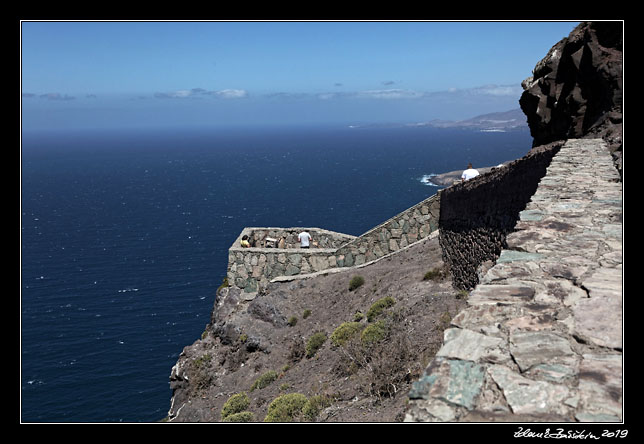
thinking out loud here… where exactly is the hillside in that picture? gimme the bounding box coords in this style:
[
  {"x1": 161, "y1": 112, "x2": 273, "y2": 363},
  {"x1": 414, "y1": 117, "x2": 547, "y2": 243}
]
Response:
[
  {"x1": 421, "y1": 108, "x2": 528, "y2": 131},
  {"x1": 167, "y1": 235, "x2": 467, "y2": 422}
]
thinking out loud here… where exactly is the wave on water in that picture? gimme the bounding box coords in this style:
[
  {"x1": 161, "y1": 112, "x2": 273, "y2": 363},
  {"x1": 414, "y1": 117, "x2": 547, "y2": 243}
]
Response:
[{"x1": 419, "y1": 174, "x2": 439, "y2": 187}]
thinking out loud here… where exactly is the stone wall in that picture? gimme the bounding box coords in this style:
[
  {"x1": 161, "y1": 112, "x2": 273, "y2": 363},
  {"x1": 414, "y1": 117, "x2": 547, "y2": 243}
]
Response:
[
  {"x1": 227, "y1": 227, "x2": 356, "y2": 293},
  {"x1": 438, "y1": 142, "x2": 562, "y2": 290},
  {"x1": 227, "y1": 193, "x2": 441, "y2": 293},
  {"x1": 237, "y1": 227, "x2": 355, "y2": 250},
  {"x1": 405, "y1": 138, "x2": 623, "y2": 422},
  {"x1": 334, "y1": 193, "x2": 441, "y2": 267}
]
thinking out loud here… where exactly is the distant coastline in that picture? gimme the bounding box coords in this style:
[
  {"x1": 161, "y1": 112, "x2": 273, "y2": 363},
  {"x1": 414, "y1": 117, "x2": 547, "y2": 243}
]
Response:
[
  {"x1": 422, "y1": 162, "x2": 511, "y2": 187},
  {"x1": 349, "y1": 108, "x2": 528, "y2": 133}
]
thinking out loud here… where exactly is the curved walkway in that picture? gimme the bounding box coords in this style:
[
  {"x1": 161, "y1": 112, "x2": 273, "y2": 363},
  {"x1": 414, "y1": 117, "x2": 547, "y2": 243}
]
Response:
[{"x1": 405, "y1": 139, "x2": 623, "y2": 422}]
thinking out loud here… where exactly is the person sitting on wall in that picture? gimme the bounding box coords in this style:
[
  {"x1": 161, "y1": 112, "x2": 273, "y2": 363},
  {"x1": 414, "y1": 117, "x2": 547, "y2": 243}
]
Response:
[
  {"x1": 240, "y1": 235, "x2": 251, "y2": 248},
  {"x1": 461, "y1": 163, "x2": 480, "y2": 182},
  {"x1": 298, "y1": 231, "x2": 312, "y2": 249}
]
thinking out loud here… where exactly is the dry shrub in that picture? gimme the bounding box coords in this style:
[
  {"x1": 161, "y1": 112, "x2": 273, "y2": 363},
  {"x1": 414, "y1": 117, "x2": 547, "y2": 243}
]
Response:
[{"x1": 333, "y1": 312, "x2": 420, "y2": 401}]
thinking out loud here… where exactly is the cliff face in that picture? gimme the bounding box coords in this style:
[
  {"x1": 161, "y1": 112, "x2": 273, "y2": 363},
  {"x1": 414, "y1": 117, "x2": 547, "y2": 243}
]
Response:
[{"x1": 519, "y1": 21, "x2": 623, "y2": 172}]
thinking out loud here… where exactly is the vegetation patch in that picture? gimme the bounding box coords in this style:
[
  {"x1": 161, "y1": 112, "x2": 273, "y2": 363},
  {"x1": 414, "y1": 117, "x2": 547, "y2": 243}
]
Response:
[
  {"x1": 263, "y1": 393, "x2": 309, "y2": 422},
  {"x1": 302, "y1": 394, "x2": 333, "y2": 421},
  {"x1": 250, "y1": 370, "x2": 278, "y2": 391},
  {"x1": 360, "y1": 319, "x2": 388, "y2": 345},
  {"x1": 423, "y1": 267, "x2": 445, "y2": 281},
  {"x1": 366, "y1": 296, "x2": 396, "y2": 322},
  {"x1": 220, "y1": 392, "x2": 250, "y2": 420},
  {"x1": 216, "y1": 276, "x2": 230, "y2": 295},
  {"x1": 305, "y1": 332, "x2": 327, "y2": 358},
  {"x1": 187, "y1": 354, "x2": 213, "y2": 396},
  {"x1": 330, "y1": 322, "x2": 364, "y2": 347},
  {"x1": 222, "y1": 411, "x2": 255, "y2": 422},
  {"x1": 348, "y1": 275, "x2": 365, "y2": 291}
]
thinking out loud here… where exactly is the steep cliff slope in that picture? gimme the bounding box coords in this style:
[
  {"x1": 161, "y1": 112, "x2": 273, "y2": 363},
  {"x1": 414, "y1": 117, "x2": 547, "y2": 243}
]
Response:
[
  {"x1": 519, "y1": 21, "x2": 623, "y2": 172},
  {"x1": 166, "y1": 235, "x2": 467, "y2": 422}
]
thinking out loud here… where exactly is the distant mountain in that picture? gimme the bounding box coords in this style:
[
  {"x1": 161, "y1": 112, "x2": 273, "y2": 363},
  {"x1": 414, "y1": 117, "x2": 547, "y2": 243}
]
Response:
[
  {"x1": 349, "y1": 109, "x2": 528, "y2": 132},
  {"x1": 418, "y1": 108, "x2": 528, "y2": 131}
]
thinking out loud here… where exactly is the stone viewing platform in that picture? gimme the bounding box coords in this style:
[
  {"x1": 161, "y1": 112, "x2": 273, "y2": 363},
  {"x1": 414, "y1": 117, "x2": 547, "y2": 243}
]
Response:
[
  {"x1": 227, "y1": 193, "x2": 441, "y2": 294},
  {"x1": 227, "y1": 227, "x2": 356, "y2": 293},
  {"x1": 405, "y1": 139, "x2": 623, "y2": 422}
]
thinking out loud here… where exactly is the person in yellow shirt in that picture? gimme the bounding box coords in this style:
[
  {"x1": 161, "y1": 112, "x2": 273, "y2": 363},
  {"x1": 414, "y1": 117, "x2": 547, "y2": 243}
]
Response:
[{"x1": 240, "y1": 235, "x2": 251, "y2": 248}]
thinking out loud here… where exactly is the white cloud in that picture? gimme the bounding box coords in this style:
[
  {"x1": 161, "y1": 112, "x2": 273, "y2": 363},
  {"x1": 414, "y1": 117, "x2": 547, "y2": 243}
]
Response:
[
  {"x1": 171, "y1": 90, "x2": 193, "y2": 98},
  {"x1": 213, "y1": 89, "x2": 248, "y2": 99},
  {"x1": 357, "y1": 89, "x2": 424, "y2": 99},
  {"x1": 474, "y1": 84, "x2": 523, "y2": 96},
  {"x1": 154, "y1": 88, "x2": 248, "y2": 99},
  {"x1": 444, "y1": 84, "x2": 523, "y2": 97}
]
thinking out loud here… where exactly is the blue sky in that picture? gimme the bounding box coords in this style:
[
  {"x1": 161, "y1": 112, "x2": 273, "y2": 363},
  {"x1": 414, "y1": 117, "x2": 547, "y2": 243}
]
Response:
[{"x1": 21, "y1": 20, "x2": 580, "y2": 131}]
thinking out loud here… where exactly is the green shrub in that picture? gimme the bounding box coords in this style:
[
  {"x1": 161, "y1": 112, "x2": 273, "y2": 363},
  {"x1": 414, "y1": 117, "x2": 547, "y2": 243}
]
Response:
[
  {"x1": 330, "y1": 322, "x2": 364, "y2": 347},
  {"x1": 222, "y1": 411, "x2": 255, "y2": 422},
  {"x1": 288, "y1": 316, "x2": 298, "y2": 327},
  {"x1": 217, "y1": 276, "x2": 230, "y2": 293},
  {"x1": 264, "y1": 393, "x2": 309, "y2": 422},
  {"x1": 361, "y1": 320, "x2": 388, "y2": 345},
  {"x1": 250, "y1": 370, "x2": 278, "y2": 391},
  {"x1": 303, "y1": 309, "x2": 312, "y2": 319},
  {"x1": 348, "y1": 275, "x2": 365, "y2": 291},
  {"x1": 366, "y1": 296, "x2": 396, "y2": 322},
  {"x1": 302, "y1": 395, "x2": 332, "y2": 421},
  {"x1": 423, "y1": 268, "x2": 444, "y2": 281},
  {"x1": 353, "y1": 311, "x2": 364, "y2": 322},
  {"x1": 305, "y1": 332, "x2": 327, "y2": 358},
  {"x1": 221, "y1": 392, "x2": 250, "y2": 419}
]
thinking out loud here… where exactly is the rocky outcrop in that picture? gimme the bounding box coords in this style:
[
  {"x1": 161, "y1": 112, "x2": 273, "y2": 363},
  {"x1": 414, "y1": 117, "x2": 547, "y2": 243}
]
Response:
[{"x1": 519, "y1": 21, "x2": 622, "y2": 173}]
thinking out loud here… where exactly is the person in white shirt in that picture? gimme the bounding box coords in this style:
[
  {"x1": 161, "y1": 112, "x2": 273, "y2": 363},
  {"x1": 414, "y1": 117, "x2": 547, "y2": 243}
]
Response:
[
  {"x1": 461, "y1": 163, "x2": 480, "y2": 182},
  {"x1": 298, "y1": 231, "x2": 312, "y2": 249}
]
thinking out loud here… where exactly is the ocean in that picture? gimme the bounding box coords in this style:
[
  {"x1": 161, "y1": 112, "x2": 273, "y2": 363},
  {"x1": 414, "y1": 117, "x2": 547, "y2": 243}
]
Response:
[{"x1": 20, "y1": 124, "x2": 532, "y2": 422}]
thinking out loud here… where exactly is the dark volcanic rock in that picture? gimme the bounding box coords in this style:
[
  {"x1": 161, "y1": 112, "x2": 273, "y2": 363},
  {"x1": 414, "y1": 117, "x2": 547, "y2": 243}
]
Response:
[{"x1": 519, "y1": 21, "x2": 622, "y2": 172}]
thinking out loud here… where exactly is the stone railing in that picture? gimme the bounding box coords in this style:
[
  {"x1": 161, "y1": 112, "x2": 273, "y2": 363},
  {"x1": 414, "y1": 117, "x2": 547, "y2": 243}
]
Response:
[
  {"x1": 227, "y1": 193, "x2": 441, "y2": 293},
  {"x1": 227, "y1": 227, "x2": 356, "y2": 293}
]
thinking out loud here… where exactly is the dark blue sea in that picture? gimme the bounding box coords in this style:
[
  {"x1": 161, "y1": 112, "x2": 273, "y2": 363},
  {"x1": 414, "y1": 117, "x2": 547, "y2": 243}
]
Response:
[{"x1": 20, "y1": 124, "x2": 531, "y2": 422}]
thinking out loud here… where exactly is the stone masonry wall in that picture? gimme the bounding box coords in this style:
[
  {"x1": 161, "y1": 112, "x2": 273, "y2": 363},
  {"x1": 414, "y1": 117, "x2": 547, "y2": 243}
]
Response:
[
  {"x1": 405, "y1": 138, "x2": 623, "y2": 422},
  {"x1": 227, "y1": 227, "x2": 356, "y2": 293},
  {"x1": 240, "y1": 227, "x2": 355, "y2": 250},
  {"x1": 438, "y1": 142, "x2": 562, "y2": 290},
  {"x1": 227, "y1": 193, "x2": 441, "y2": 293},
  {"x1": 334, "y1": 193, "x2": 441, "y2": 267}
]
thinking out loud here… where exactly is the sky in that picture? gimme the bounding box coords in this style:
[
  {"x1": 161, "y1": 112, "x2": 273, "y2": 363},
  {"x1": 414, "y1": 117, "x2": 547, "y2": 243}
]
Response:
[{"x1": 21, "y1": 20, "x2": 581, "y2": 131}]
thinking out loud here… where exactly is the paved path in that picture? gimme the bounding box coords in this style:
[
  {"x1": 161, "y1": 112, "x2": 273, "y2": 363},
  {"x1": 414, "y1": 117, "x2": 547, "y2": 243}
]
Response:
[{"x1": 405, "y1": 139, "x2": 623, "y2": 422}]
